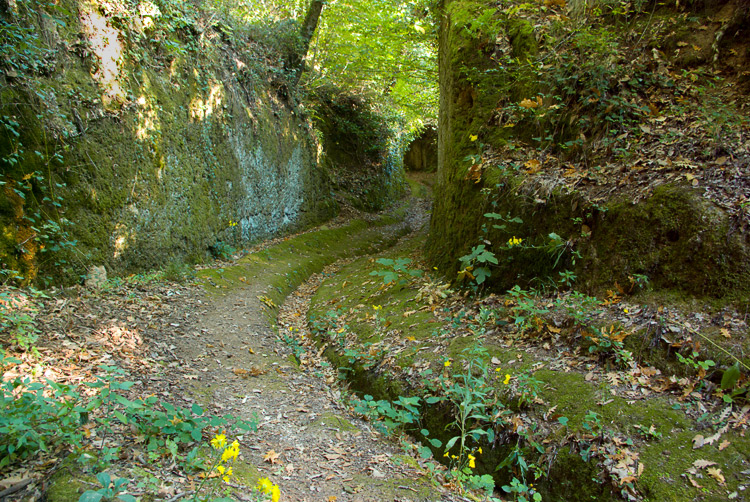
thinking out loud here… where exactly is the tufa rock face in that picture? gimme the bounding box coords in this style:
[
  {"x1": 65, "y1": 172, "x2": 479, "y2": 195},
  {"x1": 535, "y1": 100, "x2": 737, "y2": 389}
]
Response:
[
  {"x1": 403, "y1": 126, "x2": 437, "y2": 172},
  {"x1": 0, "y1": 0, "x2": 338, "y2": 284},
  {"x1": 425, "y1": 0, "x2": 749, "y2": 301}
]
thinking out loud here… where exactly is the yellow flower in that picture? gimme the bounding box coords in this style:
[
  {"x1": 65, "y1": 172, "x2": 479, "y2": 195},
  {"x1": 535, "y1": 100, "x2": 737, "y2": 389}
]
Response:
[
  {"x1": 624, "y1": 308, "x2": 629, "y2": 314},
  {"x1": 478, "y1": 447, "x2": 483, "y2": 454},
  {"x1": 495, "y1": 368, "x2": 502, "y2": 372},
  {"x1": 508, "y1": 236, "x2": 523, "y2": 247},
  {"x1": 470, "y1": 134, "x2": 478, "y2": 142},
  {"x1": 257, "y1": 478, "x2": 280, "y2": 502},
  {"x1": 468, "y1": 454, "x2": 476, "y2": 469},
  {"x1": 503, "y1": 374, "x2": 511, "y2": 385},
  {"x1": 223, "y1": 466, "x2": 233, "y2": 482},
  {"x1": 443, "y1": 452, "x2": 449, "y2": 457},
  {"x1": 373, "y1": 305, "x2": 382, "y2": 311},
  {"x1": 217, "y1": 465, "x2": 225, "y2": 475},
  {"x1": 222, "y1": 440, "x2": 240, "y2": 462},
  {"x1": 211, "y1": 434, "x2": 226, "y2": 450},
  {"x1": 444, "y1": 360, "x2": 451, "y2": 367},
  {"x1": 257, "y1": 478, "x2": 273, "y2": 492}
]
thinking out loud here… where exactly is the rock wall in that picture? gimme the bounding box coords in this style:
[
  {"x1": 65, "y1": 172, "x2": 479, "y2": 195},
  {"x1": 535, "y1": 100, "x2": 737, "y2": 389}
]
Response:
[
  {"x1": 0, "y1": 0, "x2": 337, "y2": 283},
  {"x1": 403, "y1": 126, "x2": 437, "y2": 172},
  {"x1": 425, "y1": 0, "x2": 750, "y2": 300}
]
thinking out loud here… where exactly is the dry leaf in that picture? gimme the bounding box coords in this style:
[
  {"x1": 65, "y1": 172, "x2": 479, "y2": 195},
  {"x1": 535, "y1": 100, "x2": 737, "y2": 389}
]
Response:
[
  {"x1": 692, "y1": 459, "x2": 716, "y2": 469},
  {"x1": 719, "y1": 440, "x2": 730, "y2": 451},
  {"x1": 263, "y1": 450, "x2": 281, "y2": 464},
  {"x1": 706, "y1": 467, "x2": 725, "y2": 485},
  {"x1": 525, "y1": 159, "x2": 541, "y2": 172},
  {"x1": 692, "y1": 434, "x2": 704, "y2": 449},
  {"x1": 720, "y1": 328, "x2": 731, "y2": 339}
]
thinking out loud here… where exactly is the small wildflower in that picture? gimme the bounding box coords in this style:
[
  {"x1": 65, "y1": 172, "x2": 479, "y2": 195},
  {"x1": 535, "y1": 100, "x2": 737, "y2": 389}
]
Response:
[
  {"x1": 624, "y1": 308, "x2": 629, "y2": 314},
  {"x1": 221, "y1": 440, "x2": 240, "y2": 462},
  {"x1": 211, "y1": 434, "x2": 226, "y2": 450},
  {"x1": 503, "y1": 373, "x2": 511, "y2": 385},
  {"x1": 508, "y1": 236, "x2": 523, "y2": 247},
  {"x1": 478, "y1": 447, "x2": 483, "y2": 454},
  {"x1": 468, "y1": 454, "x2": 476, "y2": 469},
  {"x1": 444, "y1": 360, "x2": 451, "y2": 368},
  {"x1": 223, "y1": 466, "x2": 232, "y2": 482},
  {"x1": 257, "y1": 478, "x2": 280, "y2": 502},
  {"x1": 373, "y1": 305, "x2": 382, "y2": 311},
  {"x1": 469, "y1": 134, "x2": 478, "y2": 142},
  {"x1": 443, "y1": 452, "x2": 449, "y2": 458},
  {"x1": 495, "y1": 367, "x2": 502, "y2": 372}
]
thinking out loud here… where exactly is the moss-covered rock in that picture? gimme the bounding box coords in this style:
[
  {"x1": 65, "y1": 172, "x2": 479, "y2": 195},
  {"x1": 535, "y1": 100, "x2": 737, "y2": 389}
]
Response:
[{"x1": 0, "y1": 0, "x2": 341, "y2": 284}]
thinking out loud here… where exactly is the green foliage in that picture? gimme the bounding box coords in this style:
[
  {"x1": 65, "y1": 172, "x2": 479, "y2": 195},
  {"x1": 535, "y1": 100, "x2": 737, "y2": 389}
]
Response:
[
  {"x1": 162, "y1": 261, "x2": 196, "y2": 283},
  {"x1": 458, "y1": 244, "x2": 498, "y2": 286},
  {"x1": 0, "y1": 287, "x2": 46, "y2": 351},
  {"x1": 438, "y1": 344, "x2": 508, "y2": 493},
  {"x1": 0, "y1": 359, "x2": 257, "y2": 471},
  {"x1": 502, "y1": 476, "x2": 542, "y2": 502},
  {"x1": 676, "y1": 350, "x2": 716, "y2": 375},
  {"x1": 0, "y1": 350, "x2": 84, "y2": 468},
  {"x1": 209, "y1": 241, "x2": 237, "y2": 261},
  {"x1": 370, "y1": 257, "x2": 423, "y2": 286},
  {"x1": 79, "y1": 472, "x2": 135, "y2": 502},
  {"x1": 306, "y1": 0, "x2": 437, "y2": 130},
  {"x1": 352, "y1": 394, "x2": 422, "y2": 435}
]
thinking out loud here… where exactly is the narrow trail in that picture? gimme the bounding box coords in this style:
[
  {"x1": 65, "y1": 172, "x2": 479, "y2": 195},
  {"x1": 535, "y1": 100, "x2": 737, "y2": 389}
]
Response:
[{"x1": 166, "y1": 178, "x2": 455, "y2": 501}]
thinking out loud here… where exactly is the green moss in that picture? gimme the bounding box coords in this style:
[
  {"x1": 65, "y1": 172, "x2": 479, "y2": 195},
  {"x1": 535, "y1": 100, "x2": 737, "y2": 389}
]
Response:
[
  {"x1": 44, "y1": 454, "x2": 98, "y2": 502},
  {"x1": 1, "y1": 0, "x2": 342, "y2": 285},
  {"x1": 308, "y1": 411, "x2": 358, "y2": 432}
]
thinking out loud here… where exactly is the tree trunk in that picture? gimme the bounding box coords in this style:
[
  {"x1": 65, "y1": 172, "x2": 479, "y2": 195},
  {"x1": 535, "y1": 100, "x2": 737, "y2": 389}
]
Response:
[{"x1": 291, "y1": 0, "x2": 324, "y2": 85}]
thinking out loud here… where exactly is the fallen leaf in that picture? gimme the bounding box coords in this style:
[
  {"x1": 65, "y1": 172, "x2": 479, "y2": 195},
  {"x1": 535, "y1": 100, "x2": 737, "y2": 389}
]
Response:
[
  {"x1": 524, "y1": 159, "x2": 541, "y2": 172},
  {"x1": 707, "y1": 467, "x2": 725, "y2": 485},
  {"x1": 720, "y1": 328, "x2": 731, "y2": 339},
  {"x1": 719, "y1": 440, "x2": 730, "y2": 451},
  {"x1": 692, "y1": 459, "x2": 716, "y2": 469},
  {"x1": 692, "y1": 434, "x2": 704, "y2": 449},
  {"x1": 263, "y1": 450, "x2": 281, "y2": 464}
]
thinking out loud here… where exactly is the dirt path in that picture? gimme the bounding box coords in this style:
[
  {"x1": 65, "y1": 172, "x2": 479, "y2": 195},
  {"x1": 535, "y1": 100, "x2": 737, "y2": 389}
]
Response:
[
  {"x1": 2, "y1": 175, "x2": 456, "y2": 502},
  {"x1": 172, "y1": 268, "x2": 452, "y2": 501},
  {"x1": 161, "y1": 182, "x2": 454, "y2": 501}
]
